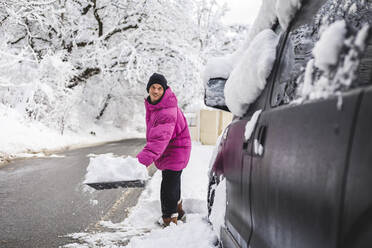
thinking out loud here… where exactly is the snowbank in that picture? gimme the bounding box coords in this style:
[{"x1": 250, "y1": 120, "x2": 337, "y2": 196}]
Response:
[
  {"x1": 224, "y1": 29, "x2": 279, "y2": 116},
  {"x1": 84, "y1": 154, "x2": 149, "y2": 184},
  {"x1": 0, "y1": 104, "x2": 143, "y2": 164}
]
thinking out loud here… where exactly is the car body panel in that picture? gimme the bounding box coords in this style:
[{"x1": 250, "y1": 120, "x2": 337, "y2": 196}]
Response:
[
  {"x1": 250, "y1": 89, "x2": 362, "y2": 248},
  {"x1": 221, "y1": 226, "x2": 241, "y2": 248},
  {"x1": 340, "y1": 86, "x2": 372, "y2": 248},
  {"x1": 223, "y1": 118, "x2": 250, "y2": 246}
]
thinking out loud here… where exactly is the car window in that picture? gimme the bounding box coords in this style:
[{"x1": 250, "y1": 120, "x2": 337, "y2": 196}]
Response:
[
  {"x1": 271, "y1": 0, "x2": 372, "y2": 107},
  {"x1": 356, "y1": 34, "x2": 372, "y2": 87}
]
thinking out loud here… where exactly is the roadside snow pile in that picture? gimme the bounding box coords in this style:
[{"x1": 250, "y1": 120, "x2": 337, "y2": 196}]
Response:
[
  {"x1": 65, "y1": 143, "x2": 217, "y2": 248},
  {"x1": 225, "y1": 29, "x2": 279, "y2": 116},
  {"x1": 83, "y1": 154, "x2": 148, "y2": 184},
  {"x1": 0, "y1": 104, "x2": 143, "y2": 164}
]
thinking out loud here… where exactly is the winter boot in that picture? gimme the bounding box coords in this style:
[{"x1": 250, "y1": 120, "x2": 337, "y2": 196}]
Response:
[
  {"x1": 162, "y1": 213, "x2": 178, "y2": 227},
  {"x1": 177, "y1": 200, "x2": 186, "y2": 221}
]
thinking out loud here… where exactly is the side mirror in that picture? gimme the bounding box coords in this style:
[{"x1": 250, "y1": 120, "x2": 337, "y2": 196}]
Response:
[{"x1": 204, "y1": 77, "x2": 230, "y2": 112}]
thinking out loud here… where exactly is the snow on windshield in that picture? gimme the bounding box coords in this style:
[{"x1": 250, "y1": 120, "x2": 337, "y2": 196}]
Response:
[{"x1": 225, "y1": 30, "x2": 279, "y2": 116}]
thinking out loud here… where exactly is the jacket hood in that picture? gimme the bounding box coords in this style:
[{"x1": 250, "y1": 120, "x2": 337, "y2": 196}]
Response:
[{"x1": 145, "y1": 87, "x2": 178, "y2": 111}]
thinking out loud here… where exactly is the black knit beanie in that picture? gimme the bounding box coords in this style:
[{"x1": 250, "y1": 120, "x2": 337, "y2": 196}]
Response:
[{"x1": 146, "y1": 73, "x2": 168, "y2": 92}]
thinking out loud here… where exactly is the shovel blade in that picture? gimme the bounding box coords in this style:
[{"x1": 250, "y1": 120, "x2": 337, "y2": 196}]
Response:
[{"x1": 86, "y1": 180, "x2": 147, "y2": 190}]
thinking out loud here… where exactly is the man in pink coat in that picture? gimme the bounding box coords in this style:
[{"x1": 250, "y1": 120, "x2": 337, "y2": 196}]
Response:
[{"x1": 137, "y1": 73, "x2": 191, "y2": 226}]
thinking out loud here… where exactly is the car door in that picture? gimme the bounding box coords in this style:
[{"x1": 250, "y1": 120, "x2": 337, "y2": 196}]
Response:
[
  {"x1": 249, "y1": 1, "x2": 371, "y2": 248},
  {"x1": 222, "y1": 85, "x2": 274, "y2": 248},
  {"x1": 222, "y1": 116, "x2": 250, "y2": 248},
  {"x1": 221, "y1": 6, "x2": 304, "y2": 248},
  {"x1": 339, "y1": 35, "x2": 372, "y2": 248},
  {"x1": 340, "y1": 87, "x2": 372, "y2": 248},
  {"x1": 221, "y1": 24, "x2": 286, "y2": 248}
]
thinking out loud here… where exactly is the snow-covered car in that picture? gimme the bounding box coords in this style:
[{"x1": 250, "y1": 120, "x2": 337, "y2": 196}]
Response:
[{"x1": 205, "y1": 0, "x2": 372, "y2": 248}]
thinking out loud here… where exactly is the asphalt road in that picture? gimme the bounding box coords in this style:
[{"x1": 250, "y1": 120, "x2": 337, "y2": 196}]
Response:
[{"x1": 0, "y1": 138, "x2": 148, "y2": 248}]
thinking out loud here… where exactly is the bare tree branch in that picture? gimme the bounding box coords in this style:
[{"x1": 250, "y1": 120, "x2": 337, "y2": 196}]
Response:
[
  {"x1": 96, "y1": 94, "x2": 112, "y2": 120},
  {"x1": 91, "y1": 0, "x2": 103, "y2": 37},
  {"x1": 0, "y1": 14, "x2": 9, "y2": 26},
  {"x1": 22, "y1": 18, "x2": 41, "y2": 62},
  {"x1": 9, "y1": 35, "x2": 26, "y2": 45},
  {"x1": 81, "y1": 4, "x2": 92, "y2": 15},
  {"x1": 67, "y1": 67, "x2": 101, "y2": 88},
  {"x1": 104, "y1": 24, "x2": 139, "y2": 41}
]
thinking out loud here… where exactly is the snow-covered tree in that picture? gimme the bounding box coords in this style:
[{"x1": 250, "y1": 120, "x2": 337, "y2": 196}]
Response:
[{"x1": 0, "y1": 0, "x2": 244, "y2": 135}]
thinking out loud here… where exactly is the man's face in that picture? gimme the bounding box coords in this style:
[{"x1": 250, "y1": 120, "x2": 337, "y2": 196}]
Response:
[{"x1": 149, "y1": 83, "x2": 164, "y2": 102}]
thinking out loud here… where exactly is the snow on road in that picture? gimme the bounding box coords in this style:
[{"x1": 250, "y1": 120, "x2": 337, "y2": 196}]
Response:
[{"x1": 64, "y1": 143, "x2": 218, "y2": 248}]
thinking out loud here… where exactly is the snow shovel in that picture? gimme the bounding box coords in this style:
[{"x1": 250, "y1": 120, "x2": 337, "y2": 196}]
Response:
[{"x1": 85, "y1": 179, "x2": 147, "y2": 190}]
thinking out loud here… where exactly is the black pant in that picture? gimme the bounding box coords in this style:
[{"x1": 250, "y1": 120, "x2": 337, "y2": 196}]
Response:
[{"x1": 161, "y1": 169, "x2": 182, "y2": 218}]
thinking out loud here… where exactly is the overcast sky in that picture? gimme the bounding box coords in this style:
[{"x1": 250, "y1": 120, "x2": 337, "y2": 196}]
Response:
[{"x1": 219, "y1": 0, "x2": 263, "y2": 25}]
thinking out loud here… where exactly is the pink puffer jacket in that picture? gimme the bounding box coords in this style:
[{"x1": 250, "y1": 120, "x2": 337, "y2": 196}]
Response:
[{"x1": 137, "y1": 87, "x2": 191, "y2": 171}]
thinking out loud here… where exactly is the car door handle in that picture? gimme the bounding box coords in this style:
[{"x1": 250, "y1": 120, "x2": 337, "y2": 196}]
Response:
[
  {"x1": 243, "y1": 125, "x2": 266, "y2": 156},
  {"x1": 254, "y1": 125, "x2": 267, "y2": 156},
  {"x1": 243, "y1": 140, "x2": 249, "y2": 150}
]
